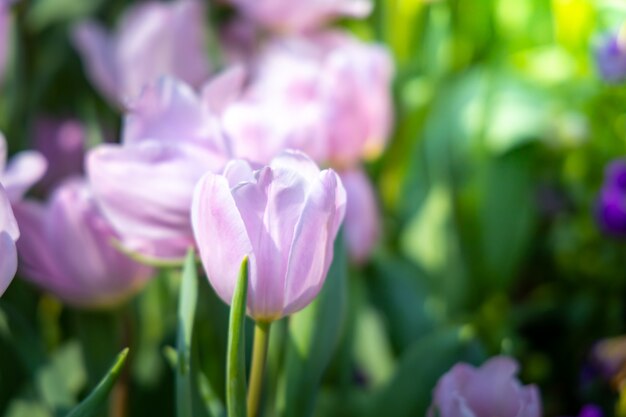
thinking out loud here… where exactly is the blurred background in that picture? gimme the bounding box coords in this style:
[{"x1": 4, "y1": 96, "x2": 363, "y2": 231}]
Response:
[{"x1": 3, "y1": 0, "x2": 626, "y2": 416}]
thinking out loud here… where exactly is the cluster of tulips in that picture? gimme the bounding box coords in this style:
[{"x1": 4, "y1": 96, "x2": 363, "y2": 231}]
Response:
[{"x1": 4, "y1": 0, "x2": 619, "y2": 416}]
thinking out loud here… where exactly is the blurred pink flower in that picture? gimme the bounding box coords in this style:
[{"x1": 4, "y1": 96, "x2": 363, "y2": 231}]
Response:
[
  {"x1": 0, "y1": 184, "x2": 18, "y2": 295},
  {"x1": 225, "y1": 0, "x2": 371, "y2": 33},
  {"x1": 87, "y1": 76, "x2": 231, "y2": 261},
  {"x1": 72, "y1": 0, "x2": 211, "y2": 107},
  {"x1": 13, "y1": 179, "x2": 154, "y2": 308},
  {"x1": 0, "y1": 133, "x2": 47, "y2": 201},
  {"x1": 340, "y1": 168, "x2": 380, "y2": 264},
  {"x1": 191, "y1": 151, "x2": 346, "y2": 321},
  {"x1": 429, "y1": 356, "x2": 542, "y2": 417},
  {"x1": 33, "y1": 117, "x2": 85, "y2": 192},
  {"x1": 224, "y1": 31, "x2": 394, "y2": 168}
]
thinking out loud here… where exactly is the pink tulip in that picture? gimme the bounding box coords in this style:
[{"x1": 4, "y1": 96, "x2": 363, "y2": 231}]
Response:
[
  {"x1": 191, "y1": 151, "x2": 346, "y2": 321},
  {"x1": 13, "y1": 179, "x2": 154, "y2": 308},
  {"x1": 0, "y1": 184, "x2": 18, "y2": 295},
  {"x1": 429, "y1": 356, "x2": 542, "y2": 417},
  {"x1": 225, "y1": 0, "x2": 371, "y2": 33},
  {"x1": 340, "y1": 168, "x2": 379, "y2": 263},
  {"x1": 0, "y1": 132, "x2": 47, "y2": 201},
  {"x1": 72, "y1": 0, "x2": 211, "y2": 106},
  {"x1": 33, "y1": 117, "x2": 85, "y2": 192},
  {"x1": 223, "y1": 31, "x2": 394, "y2": 168},
  {"x1": 87, "y1": 76, "x2": 231, "y2": 260}
]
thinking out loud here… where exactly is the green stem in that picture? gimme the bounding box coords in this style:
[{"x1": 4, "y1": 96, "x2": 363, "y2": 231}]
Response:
[{"x1": 247, "y1": 321, "x2": 271, "y2": 417}]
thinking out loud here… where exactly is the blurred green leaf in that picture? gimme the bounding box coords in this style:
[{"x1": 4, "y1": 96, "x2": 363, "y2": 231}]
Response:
[
  {"x1": 279, "y1": 237, "x2": 348, "y2": 417},
  {"x1": 26, "y1": 0, "x2": 105, "y2": 32},
  {"x1": 477, "y1": 145, "x2": 538, "y2": 291},
  {"x1": 5, "y1": 401, "x2": 52, "y2": 417},
  {"x1": 65, "y1": 347, "x2": 129, "y2": 417},
  {"x1": 198, "y1": 371, "x2": 226, "y2": 417},
  {"x1": 36, "y1": 341, "x2": 87, "y2": 410},
  {"x1": 176, "y1": 249, "x2": 199, "y2": 417},
  {"x1": 363, "y1": 327, "x2": 485, "y2": 417},
  {"x1": 226, "y1": 257, "x2": 249, "y2": 417}
]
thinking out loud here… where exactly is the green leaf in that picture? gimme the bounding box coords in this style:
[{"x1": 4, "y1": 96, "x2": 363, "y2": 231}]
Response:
[
  {"x1": 65, "y1": 348, "x2": 130, "y2": 417},
  {"x1": 198, "y1": 371, "x2": 226, "y2": 417},
  {"x1": 26, "y1": 0, "x2": 105, "y2": 31},
  {"x1": 279, "y1": 236, "x2": 348, "y2": 417},
  {"x1": 364, "y1": 327, "x2": 485, "y2": 417},
  {"x1": 36, "y1": 341, "x2": 87, "y2": 410},
  {"x1": 226, "y1": 256, "x2": 249, "y2": 417},
  {"x1": 176, "y1": 249, "x2": 199, "y2": 417}
]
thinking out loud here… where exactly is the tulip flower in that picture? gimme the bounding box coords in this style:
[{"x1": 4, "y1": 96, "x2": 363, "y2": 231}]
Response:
[
  {"x1": 429, "y1": 356, "x2": 541, "y2": 417},
  {"x1": 191, "y1": 151, "x2": 346, "y2": 321},
  {"x1": 225, "y1": 0, "x2": 371, "y2": 33},
  {"x1": 33, "y1": 117, "x2": 85, "y2": 192},
  {"x1": 340, "y1": 168, "x2": 380, "y2": 264},
  {"x1": 0, "y1": 184, "x2": 18, "y2": 295},
  {"x1": 224, "y1": 31, "x2": 393, "y2": 168},
  {"x1": 13, "y1": 179, "x2": 153, "y2": 308},
  {"x1": 595, "y1": 27, "x2": 626, "y2": 83},
  {"x1": 0, "y1": 132, "x2": 47, "y2": 201},
  {"x1": 72, "y1": 0, "x2": 211, "y2": 106},
  {"x1": 596, "y1": 159, "x2": 626, "y2": 236},
  {"x1": 87, "y1": 76, "x2": 231, "y2": 260}
]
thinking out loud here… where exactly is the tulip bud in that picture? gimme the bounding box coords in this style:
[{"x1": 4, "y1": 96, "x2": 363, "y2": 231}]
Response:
[
  {"x1": 224, "y1": 31, "x2": 394, "y2": 168},
  {"x1": 0, "y1": 132, "x2": 47, "y2": 202},
  {"x1": 225, "y1": 0, "x2": 371, "y2": 33},
  {"x1": 13, "y1": 179, "x2": 153, "y2": 308},
  {"x1": 0, "y1": 184, "x2": 18, "y2": 295},
  {"x1": 191, "y1": 151, "x2": 346, "y2": 321},
  {"x1": 87, "y1": 77, "x2": 231, "y2": 260},
  {"x1": 429, "y1": 356, "x2": 541, "y2": 417},
  {"x1": 72, "y1": 0, "x2": 211, "y2": 106}
]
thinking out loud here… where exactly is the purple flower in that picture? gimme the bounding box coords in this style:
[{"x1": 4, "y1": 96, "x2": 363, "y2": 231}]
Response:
[
  {"x1": 72, "y1": 0, "x2": 211, "y2": 106},
  {"x1": 429, "y1": 356, "x2": 542, "y2": 417},
  {"x1": 591, "y1": 334, "x2": 626, "y2": 380},
  {"x1": 224, "y1": 31, "x2": 393, "y2": 169},
  {"x1": 0, "y1": 132, "x2": 47, "y2": 202},
  {"x1": 596, "y1": 159, "x2": 626, "y2": 235},
  {"x1": 33, "y1": 117, "x2": 86, "y2": 192},
  {"x1": 191, "y1": 151, "x2": 346, "y2": 321},
  {"x1": 13, "y1": 179, "x2": 154, "y2": 308},
  {"x1": 225, "y1": 0, "x2": 371, "y2": 33},
  {"x1": 0, "y1": 184, "x2": 18, "y2": 295},
  {"x1": 577, "y1": 405, "x2": 603, "y2": 417},
  {"x1": 339, "y1": 167, "x2": 380, "y2": 264},
  {"x1": 595, "y1": 30, "x2": 626, "y2": 83},
  {"x1": 87, "y1": 76, "x2": 231, "y2": 261}
]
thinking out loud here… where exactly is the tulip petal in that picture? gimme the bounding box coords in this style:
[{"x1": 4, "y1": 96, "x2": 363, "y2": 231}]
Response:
[
  {"x1": 282, "y1": 169, "x2": 345, "y2": 316},
  {"x1": 191, "y1": 172, "x2": 253, "y2": 308},
  {"x1": 341, "y1": 168, "x2": 379, "y2": 263},
  {"x1": 12, "y1": 201, "x2": 74, "y2": 297},
  {"x1": 72, "y1": 21, "x2": 121, "y2": 104},
  {"x1": 2, "y1": 150, "x2": 48, "y2": 201},
  {"x1": 202, "y1": 65, "x2": 246, "y2": 115},
  {"x1": 0, "y1": 231, "x2": 16, "y2": 295},
  {"x1": 123, "y1": 76, "x2": 217, "y2": 147},
  {"x1": 0, "y1": 184, "x2": 18, "y2": 239},
  {"x1": 46, "y1": 179, "x2": 152, "y2": 304},
  {"x1": 88, "y1": 142, "x2": 220, "y2": 259},
  {"x1": 116, "y1": 0, "x2": 210, "y2": 101}
]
